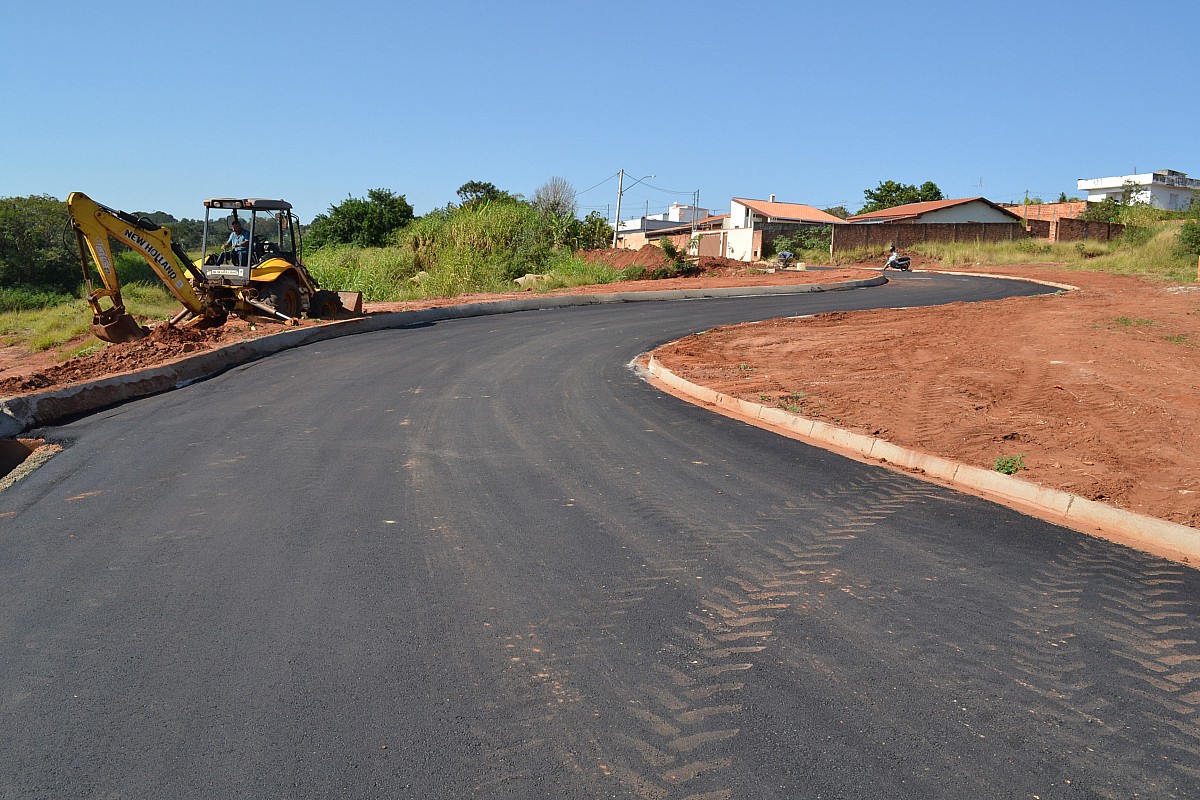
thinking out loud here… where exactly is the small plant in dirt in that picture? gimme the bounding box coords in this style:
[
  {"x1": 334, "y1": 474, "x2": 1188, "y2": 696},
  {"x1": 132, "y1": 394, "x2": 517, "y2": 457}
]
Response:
[
  {"x1": 1113, "y1": 316, "x2": 1154, "y2": 327},
  {"x1": 738, "y1": 362, "x2": 753, "y2": 372},
  {"x1": 777, "y1": 390, "x2": 810, "y2": 414},
  {"x1": 1014, "y1": 238, "x2": 1052, "y2": 255},
  {"x1": 993, "y1": 454, "x2": 1026, "y2": 475}
]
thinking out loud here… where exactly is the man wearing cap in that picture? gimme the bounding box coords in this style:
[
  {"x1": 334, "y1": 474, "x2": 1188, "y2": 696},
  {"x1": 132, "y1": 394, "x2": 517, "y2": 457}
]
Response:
[{"x1": 222, "y1": 218, "x2": 250, "y2": 266}]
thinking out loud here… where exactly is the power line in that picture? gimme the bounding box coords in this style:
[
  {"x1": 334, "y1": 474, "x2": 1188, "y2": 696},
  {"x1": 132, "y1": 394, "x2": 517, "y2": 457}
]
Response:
[
  {"x1": 638, "y1": 181, "x2": 695, "y2": 196},
  {"x1": 575, "y1": 171, "x2": 621, "y2": 196}
]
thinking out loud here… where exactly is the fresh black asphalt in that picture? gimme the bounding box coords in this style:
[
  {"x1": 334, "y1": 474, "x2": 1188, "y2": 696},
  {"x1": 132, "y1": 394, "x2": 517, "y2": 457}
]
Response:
[{"x1": 2, "y1": 272, "x2": 1198, "y2": 798}]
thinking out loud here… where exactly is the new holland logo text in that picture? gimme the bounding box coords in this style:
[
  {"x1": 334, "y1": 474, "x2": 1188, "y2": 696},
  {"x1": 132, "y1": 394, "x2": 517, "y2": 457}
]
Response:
[{"x1": 123, "y1": 229, "x2": 182, "y2": 286}]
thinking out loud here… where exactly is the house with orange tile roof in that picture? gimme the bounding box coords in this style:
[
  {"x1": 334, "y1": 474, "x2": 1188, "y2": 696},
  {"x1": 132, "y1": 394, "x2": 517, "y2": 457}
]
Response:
[
  {"x1": 730, "y1": 197, "x2": 847, "y2": 228},
  {"x1": 680, "y1": 196, "x2": 843, "y2": 261},
  {"x1": 847, "y1": 197, "x2": 1023, "y2": 224}
]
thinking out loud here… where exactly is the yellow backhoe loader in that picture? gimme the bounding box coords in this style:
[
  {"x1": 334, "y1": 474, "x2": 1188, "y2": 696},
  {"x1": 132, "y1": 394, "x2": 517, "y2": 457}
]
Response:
[{"x1": 67, "y1": 192, "x2": 360, "y2": 343}]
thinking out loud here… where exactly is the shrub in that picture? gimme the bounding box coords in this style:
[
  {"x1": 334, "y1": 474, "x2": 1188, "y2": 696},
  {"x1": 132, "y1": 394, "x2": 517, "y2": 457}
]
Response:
[
  {"x1": 0, "y1": 286, "x2": 76, "y2": 313},
  {"x1": 993, "y1": 454, "x2": 1026, "y2": 474},
  {"x1": 1175, "y1": 220, "x2": 1200, "y2": 258}
]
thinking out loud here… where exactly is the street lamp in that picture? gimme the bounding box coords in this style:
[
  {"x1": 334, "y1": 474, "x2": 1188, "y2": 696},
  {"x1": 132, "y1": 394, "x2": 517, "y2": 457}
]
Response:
[{"x1": 612, "y1": 170, "x2": 656, "y2": 247}]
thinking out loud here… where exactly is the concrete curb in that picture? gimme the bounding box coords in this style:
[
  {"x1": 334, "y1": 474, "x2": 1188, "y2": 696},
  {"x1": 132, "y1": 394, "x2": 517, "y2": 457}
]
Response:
[
  {"x1": 645, "y1": 356, "x2": 1199, "y2": 564},
  {"x1": 0, "y1": 276, "x2": 884, "y2": 438}
]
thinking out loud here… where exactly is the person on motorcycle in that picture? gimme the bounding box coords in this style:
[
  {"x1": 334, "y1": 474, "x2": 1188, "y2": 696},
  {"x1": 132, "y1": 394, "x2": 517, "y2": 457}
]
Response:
[{"x1": 884, "y1": 245, "x2": 901, "y2": 270}]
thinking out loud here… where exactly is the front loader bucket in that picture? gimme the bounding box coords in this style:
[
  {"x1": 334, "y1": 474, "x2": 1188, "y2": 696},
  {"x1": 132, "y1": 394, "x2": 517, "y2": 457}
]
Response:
[{"x1": 91, "y1": 307, "x2": 149, "y2": 343}]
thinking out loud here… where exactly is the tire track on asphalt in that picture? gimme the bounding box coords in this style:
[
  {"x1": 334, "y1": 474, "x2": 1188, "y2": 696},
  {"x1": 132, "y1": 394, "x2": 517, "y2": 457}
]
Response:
[
  {"x1": 987, "y1": 535, "x2": 1200, "y2": 797},
  {"x1": 520, "y1": 441, "x2": 934, "y2": 796}
]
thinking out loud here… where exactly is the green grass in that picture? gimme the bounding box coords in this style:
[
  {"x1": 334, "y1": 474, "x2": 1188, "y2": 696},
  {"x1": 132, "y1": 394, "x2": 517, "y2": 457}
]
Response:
[
  {"x1": 905, "y1": 224, "x2": 1194, "y2": 282},
  {"x1": 305, "y1": 244, "x2": 422, "y2": 301},
  {"x1": 0, "y1": 281, "x2": 179, "y2": 354},
  {"x1": 306, "y1": 244, "x2": 626, "y2": 302}
]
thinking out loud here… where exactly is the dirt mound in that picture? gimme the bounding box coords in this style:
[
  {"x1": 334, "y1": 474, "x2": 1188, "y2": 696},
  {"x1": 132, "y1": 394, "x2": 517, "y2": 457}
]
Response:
[
  {"x1": 579, "y1": 246, "x2": 672, "y2": 270},
  {"x1": 0, "y1": 322, "x2": 260, "y2": 396},
  {"x1": 580, "y1": 247, "x2": 769, "y2": 278},
  {"x1": 693, "y1": 255, "x2": 766, "y2": 277}
]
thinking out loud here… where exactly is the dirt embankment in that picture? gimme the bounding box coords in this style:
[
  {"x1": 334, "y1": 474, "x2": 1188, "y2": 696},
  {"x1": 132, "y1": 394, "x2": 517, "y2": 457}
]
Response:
[{"x1": 653, "y1": 265, "x2": 1200, "y2": 527}]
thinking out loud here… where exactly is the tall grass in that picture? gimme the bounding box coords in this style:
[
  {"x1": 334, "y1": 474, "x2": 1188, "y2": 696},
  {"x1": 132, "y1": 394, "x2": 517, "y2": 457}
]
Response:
[
  {"x1": 906, "y1": 224, "x2": 1193, "y2": 282},
  {"x1": 306, "y1": 244, "x2": 420, "y2": 301},
  {"x1": 0, "y1": 281, "x2": 178, "y2": 354},
  {"x1": 308, "y1": 202, "x2": 628, "y2": 301}
]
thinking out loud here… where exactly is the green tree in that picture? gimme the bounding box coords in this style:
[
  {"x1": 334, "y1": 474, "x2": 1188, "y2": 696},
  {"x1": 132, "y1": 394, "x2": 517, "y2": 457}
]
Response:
[
  {"x1": 1079, "y1": 198, "x2": 1122, "y2": 223},
  {"x1": 306, "y1": 189, "x2": 415, "y2": 249},
  {"x1": 858, "y1": 180, "x2": 944, "y2": 214},
  {"x1": 574, "y1": 211, "x2": 614, "y2": 250},
  {"x1": 132, "y1": 211, "x2": 207, "y2": 251},
  {"x1": 455, "y1": 181, "x2": 522, "y2": 209},
  {"x1": 822, "y1": 206, "x2": 850, "y2": 220},
  {"x1": 0, "y1": 194, "x2": 79, "y2": 290}
]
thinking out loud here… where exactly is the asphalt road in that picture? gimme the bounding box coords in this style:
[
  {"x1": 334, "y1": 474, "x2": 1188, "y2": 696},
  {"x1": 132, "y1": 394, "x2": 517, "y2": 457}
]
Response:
[{"x1": 2, "y1": 272, "x2": 1198, "y2": 799}]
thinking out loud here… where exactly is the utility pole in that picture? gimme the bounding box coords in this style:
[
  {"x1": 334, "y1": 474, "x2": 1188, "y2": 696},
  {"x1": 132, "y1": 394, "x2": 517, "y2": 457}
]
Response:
[{"x1": 611, "y1": 169, "x2": 625, "y2": 248}]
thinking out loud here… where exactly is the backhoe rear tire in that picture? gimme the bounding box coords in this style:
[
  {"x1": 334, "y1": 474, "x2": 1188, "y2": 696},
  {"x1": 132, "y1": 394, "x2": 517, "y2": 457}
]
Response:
[{"x1": 259, "y1": 275, "x2": 301, "y2": 319}]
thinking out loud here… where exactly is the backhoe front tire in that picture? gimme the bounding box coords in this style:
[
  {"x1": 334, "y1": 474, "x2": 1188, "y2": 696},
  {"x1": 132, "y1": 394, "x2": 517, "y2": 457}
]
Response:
[
  {"x1": 309, "y1": 289, "x2": 343, "y2": 319},
  {"x1": 259, "y1": 275, "x2": 301, "y2": 319}
]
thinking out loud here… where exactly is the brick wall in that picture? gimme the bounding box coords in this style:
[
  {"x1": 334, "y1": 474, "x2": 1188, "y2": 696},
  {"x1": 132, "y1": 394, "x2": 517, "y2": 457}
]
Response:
[
  {"x1": 1053, "y1": 219, "x2": 1125, "y2": 242},
  {"x1": 1000, "y1": 201, "x2": 1089, "y2": 222},
  {"x1": 1027, "y1": 220, "x2": 1053, "y2": 238},
  {"x1": 832, "y1": 223, "x2": 1026, "y2": 254}
]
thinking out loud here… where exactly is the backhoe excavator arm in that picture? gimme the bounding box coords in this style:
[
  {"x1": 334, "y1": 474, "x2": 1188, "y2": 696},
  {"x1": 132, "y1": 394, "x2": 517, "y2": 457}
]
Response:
[{"x1": 67, "y1": 191, "x2": 215, "y2": 342}]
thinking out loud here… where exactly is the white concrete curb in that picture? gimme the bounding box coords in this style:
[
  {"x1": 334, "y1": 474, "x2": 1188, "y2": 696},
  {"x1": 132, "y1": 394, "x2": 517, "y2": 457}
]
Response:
[{"x1": 645, "y1": 355, "x2": 1199, "y2": 565}]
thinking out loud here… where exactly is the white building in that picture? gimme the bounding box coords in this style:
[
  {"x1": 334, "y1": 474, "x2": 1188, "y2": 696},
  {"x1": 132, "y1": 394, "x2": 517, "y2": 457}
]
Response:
[
  {"x1": 1077, "y1": 169, "x2": 1198, "y2": 211},
  {"x1": 616, "y1": 203, "x2": 711, "y2": 234}
]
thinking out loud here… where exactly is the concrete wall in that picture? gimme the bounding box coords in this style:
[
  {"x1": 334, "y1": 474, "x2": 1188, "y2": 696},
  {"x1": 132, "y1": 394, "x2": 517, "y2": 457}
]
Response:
[
  {"x1": 729, "y1": 200, "x2": 755, "y2": 229},
  {"x1": 832, "y1": 222, "x2": 1026, "y2": 254},
  {"x1": 696, "y1": 228, "x2": 761, "y2": 260}
]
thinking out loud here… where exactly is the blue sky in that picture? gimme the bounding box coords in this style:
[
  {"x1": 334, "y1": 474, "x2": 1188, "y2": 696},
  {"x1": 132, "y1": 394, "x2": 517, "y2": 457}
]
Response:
[{"x1": 3, "y1": 0, "x2": 1196, "y2": 223}]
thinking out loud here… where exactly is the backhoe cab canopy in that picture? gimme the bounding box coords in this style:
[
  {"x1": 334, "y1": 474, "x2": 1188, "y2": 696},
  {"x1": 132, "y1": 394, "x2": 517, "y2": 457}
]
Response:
[{"x1": 201, "y1": 197, "x2": 301, "y2": 283}]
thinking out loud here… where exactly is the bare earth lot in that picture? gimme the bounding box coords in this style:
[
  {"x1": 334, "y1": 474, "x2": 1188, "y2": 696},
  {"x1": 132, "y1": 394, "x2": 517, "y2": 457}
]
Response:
[{"x1": 2, "y1": 256, "x2": 1198, "y2": 530}]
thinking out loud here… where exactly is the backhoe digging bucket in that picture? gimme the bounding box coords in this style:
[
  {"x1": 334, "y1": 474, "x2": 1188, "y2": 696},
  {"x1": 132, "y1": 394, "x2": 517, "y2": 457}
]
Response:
[{"x1": 91, "y1": 307, "x2": 149, "y2": 343}]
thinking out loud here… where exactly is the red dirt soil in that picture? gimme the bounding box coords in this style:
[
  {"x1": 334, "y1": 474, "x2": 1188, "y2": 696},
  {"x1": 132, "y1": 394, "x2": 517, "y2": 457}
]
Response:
[
  {"x1": 2, "y1": 255, "x2": 1198, "y2": 530},
  {"x1": 654, "y1": 264, "x2": 1200, "y2": 528}
]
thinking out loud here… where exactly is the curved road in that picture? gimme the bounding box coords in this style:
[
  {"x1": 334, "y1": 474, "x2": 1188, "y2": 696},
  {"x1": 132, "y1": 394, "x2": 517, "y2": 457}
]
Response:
[{"x1": 2, "y1": 272, "x2": 1198, "y2": 799}]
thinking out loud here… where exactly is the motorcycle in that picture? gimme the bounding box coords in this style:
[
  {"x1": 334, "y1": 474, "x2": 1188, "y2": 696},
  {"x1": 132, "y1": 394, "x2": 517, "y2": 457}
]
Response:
[{"x1": 883, "y1": 252, "x2": 911, "y2": 271}]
